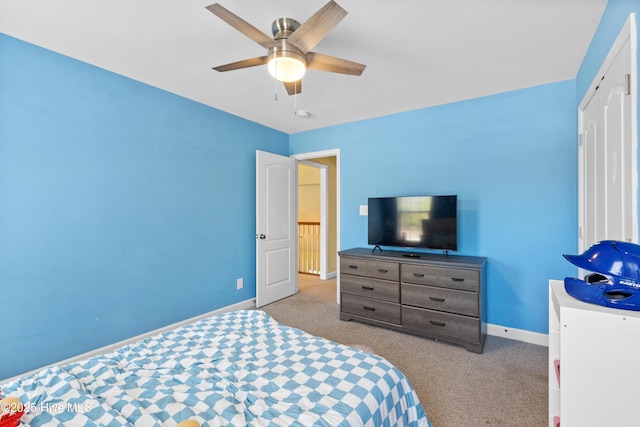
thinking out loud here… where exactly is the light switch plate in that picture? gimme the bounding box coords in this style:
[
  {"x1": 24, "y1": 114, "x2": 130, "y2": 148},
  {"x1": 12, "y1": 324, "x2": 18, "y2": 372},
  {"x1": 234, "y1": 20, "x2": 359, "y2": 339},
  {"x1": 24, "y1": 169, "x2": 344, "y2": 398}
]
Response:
[{"x1": 359, "y1": 205, "x2": 368, "y2": 216}]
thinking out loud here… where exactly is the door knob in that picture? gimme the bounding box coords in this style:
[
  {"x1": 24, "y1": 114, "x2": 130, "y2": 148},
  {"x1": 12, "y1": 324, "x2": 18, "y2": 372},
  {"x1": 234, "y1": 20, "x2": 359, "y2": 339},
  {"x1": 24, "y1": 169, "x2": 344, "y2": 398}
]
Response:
[{"x1": 257, "y1": 234, "x2": 266, "y2": 239}]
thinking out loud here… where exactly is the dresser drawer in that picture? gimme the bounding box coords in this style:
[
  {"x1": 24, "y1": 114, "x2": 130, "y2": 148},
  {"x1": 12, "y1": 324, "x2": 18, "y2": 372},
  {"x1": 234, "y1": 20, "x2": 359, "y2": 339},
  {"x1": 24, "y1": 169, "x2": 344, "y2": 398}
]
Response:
[
  {"x1": 341, "y1": 274, "x2": 399, "y2": 302},
  {"x1": 402, "y1": 283, "x2": 478, "y2": 317},
  {"x1": 402, "y1": 306, "x2": 480, "y2": 342},
  {"x1": 340, "y1": 257, "x2": 399, "y2": 281},
  {"x1": 341, "y1": 293, "x2": 401, "y2": 324},
  {"x1": 401, "y1": 264, "x2": 480, "y2": 292}
]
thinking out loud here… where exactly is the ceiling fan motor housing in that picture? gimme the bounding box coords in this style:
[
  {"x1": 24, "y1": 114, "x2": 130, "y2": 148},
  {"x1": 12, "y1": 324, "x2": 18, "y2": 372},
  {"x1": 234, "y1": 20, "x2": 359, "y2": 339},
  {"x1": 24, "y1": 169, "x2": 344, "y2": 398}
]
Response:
[
  {"x1": 271, "y1": 17, "x2": 300, "y2": 39},
  {"x1": 268, "y1": 17, "x2": 306, "y2": 82}
]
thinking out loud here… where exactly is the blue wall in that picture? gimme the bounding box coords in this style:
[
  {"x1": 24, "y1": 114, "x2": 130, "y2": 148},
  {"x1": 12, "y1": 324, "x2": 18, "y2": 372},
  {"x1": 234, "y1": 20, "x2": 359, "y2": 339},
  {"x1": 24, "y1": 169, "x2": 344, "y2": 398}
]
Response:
[
  {"x1": 3, "y1": 0, "x2": 638, "y2": 380},
  {"x1": 0, "y1": 34, "x2": 288, "y2": 380},
  {"x1": 290, "y1": 80, "x2": 578, "y2": 334}
]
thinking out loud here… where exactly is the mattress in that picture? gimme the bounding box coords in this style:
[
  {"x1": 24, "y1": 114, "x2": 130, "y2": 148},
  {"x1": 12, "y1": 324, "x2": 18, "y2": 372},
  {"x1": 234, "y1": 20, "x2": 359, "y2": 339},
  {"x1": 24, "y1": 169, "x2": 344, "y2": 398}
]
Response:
[{"x1": 1, "y1": 310, "x2": 430, "y2": 426}]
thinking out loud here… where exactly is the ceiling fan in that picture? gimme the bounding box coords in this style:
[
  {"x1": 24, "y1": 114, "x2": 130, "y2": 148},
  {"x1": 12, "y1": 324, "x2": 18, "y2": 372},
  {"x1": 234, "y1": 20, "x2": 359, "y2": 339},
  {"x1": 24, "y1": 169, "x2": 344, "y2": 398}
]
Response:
[{"x1": 206, "y1": 1, "x2": 366, "y2": 95}]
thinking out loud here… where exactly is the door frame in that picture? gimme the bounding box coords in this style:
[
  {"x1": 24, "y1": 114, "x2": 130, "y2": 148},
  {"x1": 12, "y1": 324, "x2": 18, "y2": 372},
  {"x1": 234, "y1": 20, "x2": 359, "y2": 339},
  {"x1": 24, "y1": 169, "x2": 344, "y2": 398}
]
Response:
[
  {"x1": 292, "y1": 149, "x2": 341, "y2": 303},
  {"x1": 578, "y1": 13, "x2": 638, "y2": 252},
  {"x1": 298, "y1": 160, "x2": 329, "y2": 279}
]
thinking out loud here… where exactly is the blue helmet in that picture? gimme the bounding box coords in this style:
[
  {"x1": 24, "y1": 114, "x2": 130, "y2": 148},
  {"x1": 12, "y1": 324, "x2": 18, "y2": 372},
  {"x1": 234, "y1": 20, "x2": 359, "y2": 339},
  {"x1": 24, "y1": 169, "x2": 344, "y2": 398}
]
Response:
[{"x1": 563, "y1": 240, "x2": 640, "y2": 311}]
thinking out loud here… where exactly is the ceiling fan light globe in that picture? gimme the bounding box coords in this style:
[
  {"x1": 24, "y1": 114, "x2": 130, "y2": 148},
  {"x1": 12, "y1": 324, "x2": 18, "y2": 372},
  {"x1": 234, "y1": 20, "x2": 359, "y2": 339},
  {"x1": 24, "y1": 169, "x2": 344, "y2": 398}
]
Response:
[{"x1": 268, "y1": 54, "x2": 306, "y2": 82}]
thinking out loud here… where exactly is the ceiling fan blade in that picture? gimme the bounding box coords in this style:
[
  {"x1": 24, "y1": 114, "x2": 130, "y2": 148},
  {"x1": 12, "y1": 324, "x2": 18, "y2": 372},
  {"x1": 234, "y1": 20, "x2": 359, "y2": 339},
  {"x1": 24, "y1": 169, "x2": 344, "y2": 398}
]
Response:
[
  {"x1": 206, "y1": 3, "x2": 278, "y2": 50},
  {"x1": 284, "y1": 80, "x2": 302, "y2": 96},
  {"x1": 213, "y1": 56, "x2": 268, "y2": 72},
  {"x1": 287, "y1": 1, "x2": 347, "y2": 54},
  {"x1": 306, "y1": 52, "x2": 366, "y2": 76}
]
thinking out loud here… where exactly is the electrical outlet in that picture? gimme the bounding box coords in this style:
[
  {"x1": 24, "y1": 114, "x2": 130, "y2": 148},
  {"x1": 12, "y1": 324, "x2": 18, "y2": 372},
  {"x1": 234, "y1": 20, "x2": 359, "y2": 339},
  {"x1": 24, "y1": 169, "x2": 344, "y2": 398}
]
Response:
[{"x1": 236, "y1": 278, "x2": 243, "y2": 290}]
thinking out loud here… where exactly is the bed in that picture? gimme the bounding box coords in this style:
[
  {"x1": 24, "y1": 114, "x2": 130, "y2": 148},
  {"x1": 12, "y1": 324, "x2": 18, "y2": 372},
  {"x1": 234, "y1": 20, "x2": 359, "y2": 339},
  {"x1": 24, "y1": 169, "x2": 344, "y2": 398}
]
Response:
[{"x1": 1, "y1": 310, "x2": 431, "y2": 426}]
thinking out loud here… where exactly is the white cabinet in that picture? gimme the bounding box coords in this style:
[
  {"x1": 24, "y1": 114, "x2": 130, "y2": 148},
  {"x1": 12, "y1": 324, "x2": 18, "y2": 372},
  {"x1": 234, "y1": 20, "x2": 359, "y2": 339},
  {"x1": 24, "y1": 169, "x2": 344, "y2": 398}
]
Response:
[{"x1": 549, "y1": 280, "x2": 640, "y2": 427}]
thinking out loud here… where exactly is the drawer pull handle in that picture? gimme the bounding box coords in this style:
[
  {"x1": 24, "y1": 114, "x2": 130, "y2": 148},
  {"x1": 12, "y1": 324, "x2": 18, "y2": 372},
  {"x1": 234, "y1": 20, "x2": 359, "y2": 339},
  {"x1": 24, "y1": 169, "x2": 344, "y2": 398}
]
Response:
[
  {"x1": 362, "y1": 286, "x2": 375, "y2": 291},
  {"x1": 378, "y1": 268, "x2": 388, "y2": 273},
  {"x1": 413, "y1": 273, "x2": 425, "y2": 278},
  {"x1": 363, "y1": 306, "x2": 376, "y2": 312},
  {"x1": 451, "y1": 277, "x2": 464, "y2": 282},
  {"x1": 429, "y1": 297, "x2": 445, "y2": 302},
  {"x1": 430, "y1": 321, "x2": 446, "y2": 327},
  {"x1": 348, "y1": 265, "x2": 358, "y2": 269}
]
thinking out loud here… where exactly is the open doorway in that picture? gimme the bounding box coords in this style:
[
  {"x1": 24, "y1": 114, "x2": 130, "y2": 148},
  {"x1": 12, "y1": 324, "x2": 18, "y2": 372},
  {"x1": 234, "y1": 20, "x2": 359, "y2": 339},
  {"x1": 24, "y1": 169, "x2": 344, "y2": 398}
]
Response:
[
  {"x1": 298, "y1": 161, "x2": 326, "y2": 277},
  {"x1": 293, "y1": 150, "x2": 340, "y2": 302}
]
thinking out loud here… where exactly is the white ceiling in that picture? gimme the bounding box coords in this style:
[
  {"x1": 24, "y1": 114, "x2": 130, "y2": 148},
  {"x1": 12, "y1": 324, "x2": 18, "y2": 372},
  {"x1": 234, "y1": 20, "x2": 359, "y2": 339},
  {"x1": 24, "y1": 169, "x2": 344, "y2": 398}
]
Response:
[{"x1": 0, "y1": 0, "x2": 607, "y2": 134}]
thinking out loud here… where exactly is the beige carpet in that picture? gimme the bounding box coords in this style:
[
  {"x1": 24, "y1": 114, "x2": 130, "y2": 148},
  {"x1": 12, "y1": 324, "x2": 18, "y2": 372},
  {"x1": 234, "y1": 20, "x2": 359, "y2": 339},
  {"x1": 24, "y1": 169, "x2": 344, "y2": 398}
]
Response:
[{"x1": 260, "y1": 275, "x2": 548, "y2": 427}]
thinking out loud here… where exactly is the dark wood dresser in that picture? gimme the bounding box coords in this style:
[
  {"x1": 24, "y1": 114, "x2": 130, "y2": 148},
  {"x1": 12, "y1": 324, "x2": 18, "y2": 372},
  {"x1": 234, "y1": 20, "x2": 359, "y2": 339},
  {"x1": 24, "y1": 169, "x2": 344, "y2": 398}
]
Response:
[{"x1": 339, "y1": 247, "x2": 487, "y2": 353}]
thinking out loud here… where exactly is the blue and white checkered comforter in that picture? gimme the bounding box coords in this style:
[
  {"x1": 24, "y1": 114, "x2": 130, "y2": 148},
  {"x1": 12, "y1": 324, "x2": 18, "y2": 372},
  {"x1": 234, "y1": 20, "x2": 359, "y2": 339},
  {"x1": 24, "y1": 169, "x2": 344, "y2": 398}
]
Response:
[{"x1": 1, "y1": 310, "x2": 431, "y2": 426}]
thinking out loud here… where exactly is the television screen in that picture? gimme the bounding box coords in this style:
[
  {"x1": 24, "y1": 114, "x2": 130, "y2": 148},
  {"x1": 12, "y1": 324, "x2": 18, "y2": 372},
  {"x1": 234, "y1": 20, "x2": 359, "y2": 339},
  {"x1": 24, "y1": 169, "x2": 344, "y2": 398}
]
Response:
[{"x1": 368, "y1": 195, "x2": 457, "y2": 251}]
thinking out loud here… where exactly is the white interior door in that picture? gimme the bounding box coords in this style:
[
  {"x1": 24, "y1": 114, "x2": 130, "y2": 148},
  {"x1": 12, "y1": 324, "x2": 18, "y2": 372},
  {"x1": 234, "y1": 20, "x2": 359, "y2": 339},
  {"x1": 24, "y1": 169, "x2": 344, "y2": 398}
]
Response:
[
  {"x1": 256, "y1": 150, "x2": 298, "y2": 307},
  {"x1": 579, "y1": 14, "x2": 638, "y2": 251}
]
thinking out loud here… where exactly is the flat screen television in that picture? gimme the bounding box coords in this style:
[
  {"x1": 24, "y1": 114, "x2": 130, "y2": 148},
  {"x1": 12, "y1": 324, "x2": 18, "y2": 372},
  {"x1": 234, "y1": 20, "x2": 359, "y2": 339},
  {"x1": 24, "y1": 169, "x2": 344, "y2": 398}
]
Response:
[{"x1": 368, "y1": 195, "x2": 457, "y2": 251}]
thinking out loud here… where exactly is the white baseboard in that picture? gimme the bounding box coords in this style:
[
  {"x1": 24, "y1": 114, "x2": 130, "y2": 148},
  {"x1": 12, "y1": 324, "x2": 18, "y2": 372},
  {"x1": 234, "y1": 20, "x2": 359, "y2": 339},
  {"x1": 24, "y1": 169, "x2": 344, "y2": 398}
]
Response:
[
  {"x1": 487, "y1": 323, "x2": 549, "y2": 347},
  {"x1": 4, "y1": 298, "x2": 256, "y2": 382}
]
